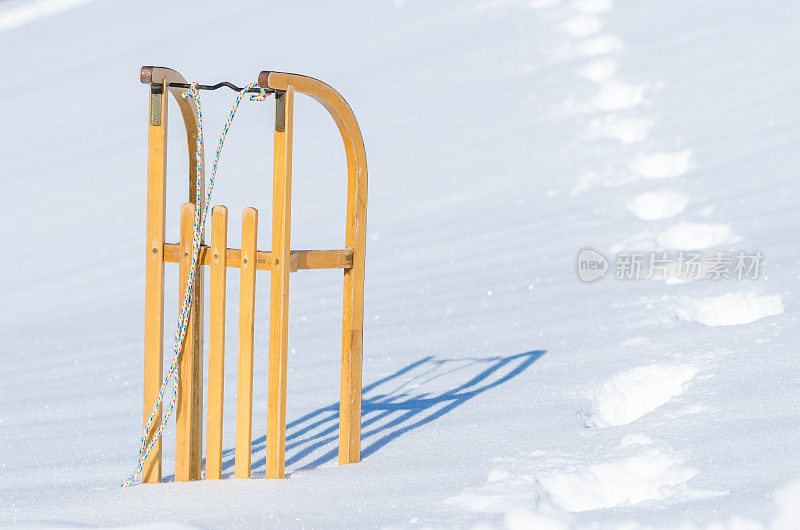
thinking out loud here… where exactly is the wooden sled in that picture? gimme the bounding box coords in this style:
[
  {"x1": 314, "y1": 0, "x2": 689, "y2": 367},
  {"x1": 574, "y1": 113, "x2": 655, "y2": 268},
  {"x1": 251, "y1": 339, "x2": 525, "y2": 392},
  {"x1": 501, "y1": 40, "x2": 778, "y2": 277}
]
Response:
[{"x1": 139, "y1": 66, "x2": 367, "y2": 482}]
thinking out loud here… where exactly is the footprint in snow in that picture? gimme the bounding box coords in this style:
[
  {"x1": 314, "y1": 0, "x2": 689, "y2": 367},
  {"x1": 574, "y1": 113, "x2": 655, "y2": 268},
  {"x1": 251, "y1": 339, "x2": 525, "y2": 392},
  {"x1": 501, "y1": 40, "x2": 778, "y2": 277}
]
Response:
[
  {"x1": 656, "y1": 221, "x2": 732, "y2": 249},
  {"x1": 529, "y1": 0, "x2": 562, "y2": 10},
  {"x1": 571, "y1": 0, "x2": 613, "y2": 14},
  {"x1": 589, "y1": 363, "x2": 698, "y2": 428},
  {"x1": 626, "y1": 190, "x2": 689, "y2": 220},
  {"x1": 537, "y1": 436, "x2": 726, "y2": 512},
  {"x1": 677, "y1": 293, "x2": 783, "y2": 326},
  {"x1": 446, "y1": 435, "x2": 724, "y2": 514},
  {"x1": 559, "y1": 15, "x2": 602, "y2": 37},
  {"x1": 590, "y1": 80, "x2": 647, "y2": 111},
  {"x1": 576, "y1": 34, "x2": 624, "y2": 57},
  {"x1": 589, "y1": 115, "x2": 654, "y2": 143},
  {"x1": 630, "y1": 149, "x2": 694, "y2": 179},
  {"x1": 577, "y1": 58, "x2": 618, "y2": 82}
]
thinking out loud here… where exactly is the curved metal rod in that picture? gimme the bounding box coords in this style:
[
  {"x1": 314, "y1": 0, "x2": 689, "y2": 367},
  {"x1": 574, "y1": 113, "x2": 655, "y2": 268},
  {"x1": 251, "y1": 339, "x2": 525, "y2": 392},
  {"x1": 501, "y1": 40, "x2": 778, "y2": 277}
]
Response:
[{"x1": 150, "y1": 80, "x2": 275, "y2": 94}]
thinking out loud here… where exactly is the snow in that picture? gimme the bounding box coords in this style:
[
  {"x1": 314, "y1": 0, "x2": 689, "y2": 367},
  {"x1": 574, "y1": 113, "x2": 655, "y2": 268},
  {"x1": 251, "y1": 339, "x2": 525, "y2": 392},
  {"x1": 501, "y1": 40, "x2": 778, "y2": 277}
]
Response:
[
  {"x1": 626, "y1": 190, "x2": 689, "y2": 220},
  {"x1": 559, "y1": 16, "x2": 602, "y2": 39},
  {"x1": 630, "y1": 150, "x2": 694, "y2": 180},
  {"x1": 537, "y1": 444, "x2": 702, "y2": 511},
  {"x1": 1, "y1": 0, "x2": 799, "y2": 528},
  {"x1": 0, "y1": 0, "x2": 92, "y2": 32},
  {"x1": 677, "y1": 293, "x2": 785, "y2": 327},
  {"x1": 571, "y1": 0, "x2": 614, "y2": 15},
  {"x1": 771, "y1": 480, "x2": 800, "y2": 530},
  {"x1": 575, "y1": 35, "x2": 625, "y2": 58},
  {"x1": 589, "y1": 363, "x2": 698, "y2": 428},
  {"x1": 504, "y1": 508, "x2": 572, "y2": 530},
  {"x1": 577, "y1": 58, "x2": 618, "y2": 83},
  {"x1": 589, "y1": 80, "x2": 648, "y2": 112},
  {"x1": 657, "y1": 222, "x2": 733, "y2": 249},
  {"x1": 589, "y1": 115, "x2": 654, "y2": 144}
]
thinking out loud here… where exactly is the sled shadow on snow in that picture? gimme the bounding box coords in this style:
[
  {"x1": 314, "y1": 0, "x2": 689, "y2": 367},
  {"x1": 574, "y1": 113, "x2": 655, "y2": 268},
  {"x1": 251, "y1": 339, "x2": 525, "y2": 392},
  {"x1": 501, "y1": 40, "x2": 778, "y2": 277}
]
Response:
[{"x1": 208, "y1": 349, "x2": 545, "y2": 476}]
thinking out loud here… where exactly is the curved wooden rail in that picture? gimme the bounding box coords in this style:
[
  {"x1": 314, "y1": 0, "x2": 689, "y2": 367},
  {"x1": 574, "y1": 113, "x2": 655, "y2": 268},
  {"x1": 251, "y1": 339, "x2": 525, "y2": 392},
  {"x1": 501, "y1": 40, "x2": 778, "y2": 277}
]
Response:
[
  {"x1": 139, "y1": 66, "x2": 206, "y2": 483},
  {"x1": 140, "y1": 66, "x2": 205, "y2": 192},
  {"x1": 259, "y1": 71, "x2": 368, "y2": 471}
]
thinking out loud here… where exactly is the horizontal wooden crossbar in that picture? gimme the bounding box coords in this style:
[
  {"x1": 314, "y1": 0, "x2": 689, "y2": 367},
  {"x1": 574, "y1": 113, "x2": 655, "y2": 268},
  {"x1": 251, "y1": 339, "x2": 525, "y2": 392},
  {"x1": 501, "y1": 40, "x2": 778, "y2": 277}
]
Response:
[{"x1": 162, "y1": 243, "x2": 352, "y2": 272}]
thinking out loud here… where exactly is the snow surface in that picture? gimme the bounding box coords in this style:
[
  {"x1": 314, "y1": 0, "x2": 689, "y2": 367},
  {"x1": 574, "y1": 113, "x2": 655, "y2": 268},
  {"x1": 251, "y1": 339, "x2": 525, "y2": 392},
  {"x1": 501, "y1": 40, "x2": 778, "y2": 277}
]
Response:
[
  {"x1": 589, "y1": 363, "x2": 698, "y2": 428},
  {"x1": 626, "y1": 190, "x2": 689, "y2": 221},
  {"x1": 677, "y1": 294, "x2": 785, "y2": 327},
  {"x1": 1, "y1": 0, "x2": 799, "y2": 528}
]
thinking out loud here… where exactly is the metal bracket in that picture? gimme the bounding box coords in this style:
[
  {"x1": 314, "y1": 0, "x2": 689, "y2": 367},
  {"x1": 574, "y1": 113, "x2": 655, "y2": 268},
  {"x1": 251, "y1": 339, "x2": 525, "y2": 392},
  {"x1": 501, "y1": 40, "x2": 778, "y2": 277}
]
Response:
[
  {"x1": 150, "y1": 85, "x2": 162, "y2": 126},
  {"x1": 275, "y1": 91, "x2": 286, "y2": 132}
]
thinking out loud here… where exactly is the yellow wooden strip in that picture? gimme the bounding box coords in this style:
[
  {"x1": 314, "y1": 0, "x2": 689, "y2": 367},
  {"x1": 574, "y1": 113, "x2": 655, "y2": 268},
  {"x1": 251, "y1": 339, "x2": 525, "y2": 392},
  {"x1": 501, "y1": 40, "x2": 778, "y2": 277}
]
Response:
[
  {"x1": 175, "y1": 202, "x2": 201, "y2": 481},
  {"x1": 336, "y1": 78, "x2": 368, "y2": 466},
  {"x1": 143, "y1": 78, "x2": 169, "y2": 484},
  {"x1": 266, "y1": 87, "x2": 294, "y2": 479},
  {"x1": 292, "y1": 249, "x2": 353, "y2": 270},
  {"x1": 205, "y1": 206, "x2": 228, "y2": 480},
  {"x1": 165, "y1": 244, "x2": 246, "y2": 268},
  {"x1": 188, "y1": 166, "x2": 205, "y2": 482},
  {"x1": 235, "y1": 207, "x2": 258, "y2": 479},
  {"x1": 164, "y1": 244, "x2": 352, "y2": 271}
]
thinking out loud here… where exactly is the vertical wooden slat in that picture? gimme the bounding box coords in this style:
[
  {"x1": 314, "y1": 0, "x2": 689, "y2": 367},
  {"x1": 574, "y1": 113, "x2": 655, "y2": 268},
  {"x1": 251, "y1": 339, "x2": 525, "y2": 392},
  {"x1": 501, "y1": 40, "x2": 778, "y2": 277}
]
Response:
[
  {"x1": 188, "y1": 143, "x2": 204, "y2": 483},
  {"x1": 143, "y1": 79, "x2": 168, "y2": 484},
  {"x1": 176, "y1": 202, "x2": 202, "y2": 481},
  {"x1": 266, "y1": 87, "x2": 294, "y2": 479},
  {"x1": 339, "y1": 175, "x2": 366, "y2": 464},
  {"x1": 205, "y1": 206, "x2": 228, "y2": 479},
  {"x1": 235, "y1": 207, "x2": 258, "y2": 479},
  {"x1": 339, "y1": 142, "x2": 367, "y2": 465}
]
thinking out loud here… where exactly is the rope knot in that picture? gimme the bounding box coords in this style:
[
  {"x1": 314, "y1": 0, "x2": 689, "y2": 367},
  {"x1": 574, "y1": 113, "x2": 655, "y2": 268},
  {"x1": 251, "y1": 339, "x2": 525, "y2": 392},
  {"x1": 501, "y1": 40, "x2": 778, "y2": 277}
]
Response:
[
  {"x1": 182, "y1": 82, "x2": 200, "y2": 100},
  {"x1": 249, "y1": 85, "x2": 270, "y2": 102}
]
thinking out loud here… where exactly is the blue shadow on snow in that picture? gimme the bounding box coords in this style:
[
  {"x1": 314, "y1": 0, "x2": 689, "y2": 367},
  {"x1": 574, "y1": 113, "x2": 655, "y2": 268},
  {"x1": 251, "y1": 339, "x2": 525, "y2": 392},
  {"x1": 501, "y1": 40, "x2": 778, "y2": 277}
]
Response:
[{"x1": 209, "y1": 349, "x2": 545, "y2": 476}]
